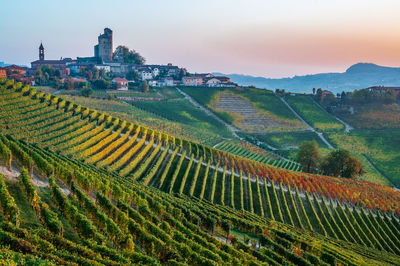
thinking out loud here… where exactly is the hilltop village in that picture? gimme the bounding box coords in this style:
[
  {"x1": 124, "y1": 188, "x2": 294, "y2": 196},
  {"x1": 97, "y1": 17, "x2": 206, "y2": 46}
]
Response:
[{"x1": 0, "y1": 28, "x2": 236, "y2": 91}]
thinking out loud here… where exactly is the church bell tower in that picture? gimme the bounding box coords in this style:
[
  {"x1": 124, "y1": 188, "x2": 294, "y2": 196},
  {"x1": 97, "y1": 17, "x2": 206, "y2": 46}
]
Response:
[{"x1": 39, "y1": 43, "x2": 44, "y2": 61}]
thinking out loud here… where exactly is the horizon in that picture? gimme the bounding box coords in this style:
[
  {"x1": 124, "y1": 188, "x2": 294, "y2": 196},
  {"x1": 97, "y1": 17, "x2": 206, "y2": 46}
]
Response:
[{"x1": 2, "y1": 0, "x2": 400, "y2": 78}]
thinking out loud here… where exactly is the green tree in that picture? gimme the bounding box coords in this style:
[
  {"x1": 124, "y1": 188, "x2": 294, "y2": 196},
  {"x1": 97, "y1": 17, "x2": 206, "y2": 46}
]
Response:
[
  {"x1": 80, "y1": 86, "x2": 93, "y2": 97},
  {"x1": 315, "y1": 88, "x2": 323, "y2": 102},
  {"x1": 113, "y1": 45, "x2": 145, "y2": 65},
  {"x1": 297, "y1": 140, "x2": 320, "y2": 173},
  {"x1": 140, "y1": 80, "x2": 149, "y2": 93},
  {"x1": 322, "y1": 93, "x2": 337, "y2": 106},
  {"x1": 126, "y1": 70, "x2": 139, "y2": 81},
  {"x1": 93, "y1": 79, "x2": 111, "y2": 90},
  {"x1": 320, "y1": 149, "x2": 364, "y2": 178}
]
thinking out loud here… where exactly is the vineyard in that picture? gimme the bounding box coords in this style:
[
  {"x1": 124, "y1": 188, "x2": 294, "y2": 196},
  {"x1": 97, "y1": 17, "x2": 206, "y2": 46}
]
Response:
[
  {"x1": 61, "y1": 95, "x2": 225, "y2": 146},
  {"x1": 0, "y1": 78, "x2": 400, "y2": 264},
  {"x1": 181, "y1": 87, "x2": 306, "y2": 133},
  {"x1": 335, "y1": 103, "x2": 400, "y2": 129},
  {"x1": 129, "y1": 96, "x2": 233, "y2": 140},
  {"x1": 214, "y1": 140, "x2": 302, "y2": 171}
]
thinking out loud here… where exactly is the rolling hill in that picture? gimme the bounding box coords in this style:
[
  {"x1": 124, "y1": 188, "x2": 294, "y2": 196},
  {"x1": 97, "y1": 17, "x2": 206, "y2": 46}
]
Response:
[
  {"x1": 215, "y1": 63, "x2": 400, "y2": 93},
  {"x1": 0, "y1": 78, "x2": 399, "y2": 265}
]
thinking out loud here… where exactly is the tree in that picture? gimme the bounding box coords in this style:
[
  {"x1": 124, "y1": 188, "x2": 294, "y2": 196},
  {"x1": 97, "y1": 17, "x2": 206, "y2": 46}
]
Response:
[
  {"x1": 315, "y1": 88, "x2": 323, "y2": 102},
  {"x1": 35, "y1": 65, "x2": 60, "y2": 85},
  {"x1": 113, "y1": 45, "x2": 145, "y2": 65},
  {"x1": 126, "y1": 70, "x2": 139, "y2": 81},
  {"x1": 320, "y1": 149, "x2": 364, "y2": 178},
  {"x1": 322, "y1": 93, "x2": 336, "y2": 106},
  {"x1": 297, "y1": 141, "x2": 320, "y2": 173},
  {"x1": 80, "y1": 86, "x2": 93, "y2": 97},
  {"x1": 140, "y1": 80, "x2": 149, "y2": 93},
  {"x1": 93, "y1": 79, "x2": 111, "y2": 90},
  {"x1": 340, "y1": 91, "x2": 347, "y2": 103}
]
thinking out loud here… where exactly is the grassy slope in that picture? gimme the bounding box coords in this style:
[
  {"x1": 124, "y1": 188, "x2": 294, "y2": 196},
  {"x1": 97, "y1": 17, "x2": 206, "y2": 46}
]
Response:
[
  {"x1": 129, "y1": 97, "x2": 232, "y2": 139},
  {"x1": 285, "y1": 94, "x2": 344, "y2": 132},
  {"x1": 328, "y1": 129, "x2": 400, "y2": 187},
  {"x1": 252, "y1": 131, "x2": 328, "y2": 150}
]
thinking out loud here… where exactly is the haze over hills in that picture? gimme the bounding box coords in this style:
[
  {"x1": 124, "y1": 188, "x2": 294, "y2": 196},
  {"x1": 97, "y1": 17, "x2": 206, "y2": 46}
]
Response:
[{"x1": 214, "y1": 63, "x2": 400, "y2": 93}]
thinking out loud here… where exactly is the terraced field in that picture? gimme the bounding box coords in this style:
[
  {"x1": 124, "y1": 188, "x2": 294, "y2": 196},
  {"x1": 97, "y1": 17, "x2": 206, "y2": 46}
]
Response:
[
  {"x1": 182, "y1": 87, "x2": 306, "y2": 133},
  {"x1": 0, "y1": 80, "x2": 400, "y2": 264},
  {"x1": 211, "y1": 93, "x2": 284, "y2": 132}
]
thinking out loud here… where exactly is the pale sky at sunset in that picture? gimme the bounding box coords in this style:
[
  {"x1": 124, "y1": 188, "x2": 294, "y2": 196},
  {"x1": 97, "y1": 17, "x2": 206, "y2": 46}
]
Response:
[{"x1": 1, "y1": 0, "x2": 400, "y2": 77}]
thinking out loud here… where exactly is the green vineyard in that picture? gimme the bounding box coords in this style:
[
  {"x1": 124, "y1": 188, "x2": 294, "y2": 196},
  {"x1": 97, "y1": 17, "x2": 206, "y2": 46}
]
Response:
[
  {"x1": 215, "y1": 140, "x2": 302, "y2": 171},
  {"x1": 0, "y1": 78, "x2": 399, "y2": 264}
]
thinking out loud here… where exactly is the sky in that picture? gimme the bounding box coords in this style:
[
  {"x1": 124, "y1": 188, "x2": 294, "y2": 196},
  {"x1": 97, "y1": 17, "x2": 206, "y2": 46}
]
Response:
[{"x1": 1, "y1": 0, "x2": 400, "y2": 78}]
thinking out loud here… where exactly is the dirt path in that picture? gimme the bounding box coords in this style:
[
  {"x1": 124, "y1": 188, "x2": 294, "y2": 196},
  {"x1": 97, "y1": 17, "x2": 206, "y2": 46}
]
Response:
[
  {"x1": 176, "y1": 87, "x2": 241, "y2": 139},
  {"x1": 0, "y1": 165, "x2": 71, "y2": 195},
  {"x1": 0, "y1": 166, "x2": 19, "y2": 179},
  {"x1": 279, "y1": 96, "x2": 334, "y2": 149},
  {"x1": 310, "y1": 97, "x2": 354, "y2": 133}
]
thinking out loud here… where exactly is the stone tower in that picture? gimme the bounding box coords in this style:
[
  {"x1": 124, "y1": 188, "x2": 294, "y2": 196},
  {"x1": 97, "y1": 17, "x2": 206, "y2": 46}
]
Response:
[
  {"x1": 39, "y1": 43, "x2": 44, "y2": 61},
  {"x1": 94, "y1": 28, "x2": 113, "y2": 62}
]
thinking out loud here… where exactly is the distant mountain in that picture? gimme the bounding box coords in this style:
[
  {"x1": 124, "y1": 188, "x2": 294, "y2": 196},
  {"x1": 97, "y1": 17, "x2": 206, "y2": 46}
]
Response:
[{"x1": 214, "y1": 63, "x2": 400, "y2": 94}]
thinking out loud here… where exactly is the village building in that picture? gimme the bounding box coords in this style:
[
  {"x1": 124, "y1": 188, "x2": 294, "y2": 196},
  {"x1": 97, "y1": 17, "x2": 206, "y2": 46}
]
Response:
[
  {"x1": 94, "y1": 28, "x2": 113, "y2": 63},
  {"x1": 0, "y1": 67, "x2": 7, "y2": 78},
  {"x1": 164, "y1": 77, "x2": 174, "y2": 86},
  {"x1": 30, "y1": 43, "x2": 69, "y2": 77},
  {"x1": 4, "y1": 65, "x2": 28, "y2": 76},
  {"x1": 182, "y1": 76, "x2": 203, "y2": 86},
  {"x1": 133, "y1": 64, "x2": 184, "y2": 80},
  {"x1": 204, "y1": 76, "x2": 231, "y2": 87},
  {"x1": 94, "y1": 64, "x2": 111, "y2": 72},
  {"x1": 112, "y1": 77, "x2": 128, "y2": 90},
  {"x1": 148, "y1": 80, "x2": 158, "y2": 87},
  {"x1": 140, "y1": 69, "x2": 153, "y2": 80},
  {"x1": 321, "y1": 90, "x2": 334, "y2": 101},
  {"x1": 152, "y1": 67, "x2": 160, "y2": 77}
]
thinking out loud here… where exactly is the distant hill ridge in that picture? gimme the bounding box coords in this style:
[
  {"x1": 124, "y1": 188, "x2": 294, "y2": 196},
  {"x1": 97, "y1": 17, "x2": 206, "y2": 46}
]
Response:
[{"x1": 214, "y1": 63, "x2": 400, "y2": 93}]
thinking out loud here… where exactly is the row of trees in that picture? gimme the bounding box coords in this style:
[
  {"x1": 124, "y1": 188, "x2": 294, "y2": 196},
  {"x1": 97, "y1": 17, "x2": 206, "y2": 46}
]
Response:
[
  {"x1": 297, "y1": 140, "x2": 364, "y2": 178},
  {"x1": 312, "y1": 87, "x2": 400, "y2": 108}
]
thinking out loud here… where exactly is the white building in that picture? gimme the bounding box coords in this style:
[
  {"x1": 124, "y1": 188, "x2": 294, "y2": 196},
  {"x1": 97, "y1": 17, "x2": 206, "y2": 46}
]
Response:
[
  {"x1": 141, "y1": 70, "x2": 153, "y2": 80},
  {"x1": 205, "y1": 76, "x2": 231, "y2": 87},
  {"x1": 152, "y1": 68, "x2": 160, "y2": 77},
  {"x1": 148, "y1": 80, "x2": 157, "y2": 86},
  {"x1": 94, "y1": 65, "x2": 111, "y2": 72},
  {"x1": 164, "y1": 77, "x2": 174, "y2": 86},
  {"x1": 206, "y1": 77, "x2": 222, "y2": 87}
]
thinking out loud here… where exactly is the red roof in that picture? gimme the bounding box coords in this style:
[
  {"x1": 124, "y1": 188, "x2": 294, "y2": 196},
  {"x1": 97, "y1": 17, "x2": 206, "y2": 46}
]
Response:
[
  {"x1": 113, "y1": 77, "x2": 128, "y2": 83},
  {"x1": 5, "y1": 64, "x2": 27, "y2": 70}
]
